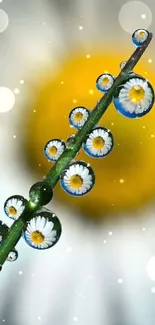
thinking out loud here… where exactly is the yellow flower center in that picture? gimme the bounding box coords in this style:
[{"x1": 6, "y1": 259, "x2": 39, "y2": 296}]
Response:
[
  {"x1": 74, "y1": 112, "x2": 83, "y2": 121},
  {"x1": 92, "y1": 136, "x2": 105, "y2": 149},
  {"x1": 102, "y1": 77, "x2": 109, "y2": 85},
  {"x1": 49, "y1": 146, "x2": 57, "y2": 155},
  {"x1": 70, "y1": 174, "x2": 83, "y2": 188},
  {"x1": 138, "y1": 31, "x2": 145, "y2": 38},
  {"x1": 31, "y1": 231, "x2": 44, "y2": 244},
  {"x1": 8, "y1": 206, "x2": 17, "y2": 216},
  {"x1": 129, "y1": 85, "x2": 145, "y2": 102}
]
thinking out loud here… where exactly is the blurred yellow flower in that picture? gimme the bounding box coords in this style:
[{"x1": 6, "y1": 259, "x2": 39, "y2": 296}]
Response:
[{"x1": 25, "y1": 50, "x2": 155, "y2": 220}]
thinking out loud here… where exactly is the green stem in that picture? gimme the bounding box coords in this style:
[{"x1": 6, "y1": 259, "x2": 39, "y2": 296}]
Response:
[{"x1": 0, "y1": 33, "x2": 152, "y2": 270}]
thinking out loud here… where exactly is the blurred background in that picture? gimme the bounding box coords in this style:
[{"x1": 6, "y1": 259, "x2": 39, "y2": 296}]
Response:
[{"x1": 0, "y1": 0, "x2": 155, "y2": 324}]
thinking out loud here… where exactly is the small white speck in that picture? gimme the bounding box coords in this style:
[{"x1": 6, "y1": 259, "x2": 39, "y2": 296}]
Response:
[
  {"x1": 20, "y1": 80, "x2": 24, "y2": 84},
  {"x1": 49, "y1": 41, "x2": 51, "y2": 44},
  {"x1": 43, "y1": 22, "x2": 46, "y2": 25},
  {"x1": 13, "y1": 135, "x2": 16, "y2": 139},
  {"x1": 118, "y1": 278, "x2": 123, "y2": 284},
  {"x1": 142, "y1": 227, "x2": 146, "y2": 231},
  {"x1": 34, "y1": 110, "x2": 36, "y2": 113},
  {"x1": 14, "y1": 88, "x2": 20, "y2": 94},
  {"x1": 32, "y1": 273, "x2": 35, "y2": 276},
  {"x1": 86, "y1": 54, "x2": 91, "y2": 59},
  {"x1": 79, "y1": 25, "x2": 83, "y2": 30},
  {"x1": 38, "y1": 316, "x2": 42, "y2": 321},
  {"x1": 108, "y1": 231, "x2": 112, "y2": 236},
  {"x1": 141, "y1": 14, "x2": 146, "y2": 19},
  {"x1": 87, "y1": 275, "x2": 91, "y2": 279},
  {"x1": 41, "y1": 57, "x2": 44, "y2": 60},
  {"x1": 2, "y1": 320, "x2": 5, "y2": 323},
  {"x1": 73, "y1": 316, "x2": 78, "y2": 322},
  {"x1": 19, "y1": 271, "x2": 23, "y2": 275},
  {"x1": 104, "y1": 240, "x2": 107, "y2": 244},
  {"x1": 148, "y1": 59, "x2": 152, "y2": 63},
  {"x1": 151, "y1": 287, "x2": 155, "y2": 293},
  {"x1": 38, "y1": 164, "x2": 41, "y2": 167}
]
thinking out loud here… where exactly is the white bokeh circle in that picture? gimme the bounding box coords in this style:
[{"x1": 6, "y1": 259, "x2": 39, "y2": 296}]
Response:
[
  {"x1": 0, "y1": 87, "x2": 15, "y2": 113},
  {"x1": 0, "y1": 9, "x2": 9, "y2": 33},
  {"x1": 119, "y1": 1, "x2": 152, "y2": 34},
  {"x1": 147, "y1": 256, "x2": 155, "y2": 281}
]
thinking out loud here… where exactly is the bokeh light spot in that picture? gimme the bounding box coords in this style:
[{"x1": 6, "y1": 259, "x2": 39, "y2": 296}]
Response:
[
  {"x1": 147, "y1": 257, "x2": 155, "y2": 281},
  {"x1": 0, "y1": 9, "x2": 9, "y2": 33},
  {"x1": 119, "y1": 1, "x2": 152, "y2": 34},
  {"x1": 0, "y1": 87, "x2": 15, "y2": 113}
]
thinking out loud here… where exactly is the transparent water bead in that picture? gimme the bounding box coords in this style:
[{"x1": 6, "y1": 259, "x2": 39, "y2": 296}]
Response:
[
  {"x1": 29, "y1": 181, "x2": 53, "y2": 206},
  {"x1": 23, "y1": 208, "x2": 62, "y2": 250},
  {"x1": 113, "y1": 74, "x2": 154, "y2": 118},
  {"x1": 132, "y1": 29, "x2": 149, "y2": 47},
  {"x1": 60, "y1": 161, "x2": 95, "y2": 196},
  {"x1": 83, "y1": 126, "x2": 114, "y2": 158}
]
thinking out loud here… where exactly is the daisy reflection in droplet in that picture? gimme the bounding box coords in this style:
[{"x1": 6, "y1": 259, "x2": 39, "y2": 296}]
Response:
[
  {"x1": 4, "y1": 195, "x2": 26, "y2": 220},
  {"x1": 113, "y1": 76, "x2": 154, "y2": 118}
]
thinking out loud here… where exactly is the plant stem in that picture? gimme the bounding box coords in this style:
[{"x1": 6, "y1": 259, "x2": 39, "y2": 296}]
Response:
[{"x1": 0, "y1": 33, "x2": 152, "y2": 270}]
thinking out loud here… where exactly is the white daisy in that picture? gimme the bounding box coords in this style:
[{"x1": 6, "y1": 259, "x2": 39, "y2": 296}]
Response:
[
  {"x1": 23, "y1": 214, "x2": 60, "y2": 249},
  {"x1": 96, "y1": 73, "x2": 114, "y2": 93},
  {"x1": 60, "y1": 161, "x2": 95, "y2": 196},
  {"x1": 44, "y1": 139, "x2": 66, "y2": 161},
  {"x1": 132, "y1": 29, "x2": 149, "y2": 46},
  {"x1": 115, "y1": 77, "x2": 154, "y2": 117},
  {"x1": 69, "y1": 106, "x2": 90, "y2": 129},
  {"x1": 7, "y1": 249, "x2": 18, "y2": 262},
  {"x1": 83, "y1": 127, "x2": 114, "y2": 158},
  {"x1": 4, "y1": 195, "x2": 26, "y2": 220}
]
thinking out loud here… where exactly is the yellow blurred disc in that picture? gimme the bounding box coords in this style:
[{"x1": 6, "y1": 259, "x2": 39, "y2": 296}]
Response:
[{"x1": 25, "y1": 50, "x2": 155, "y2": 220}]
